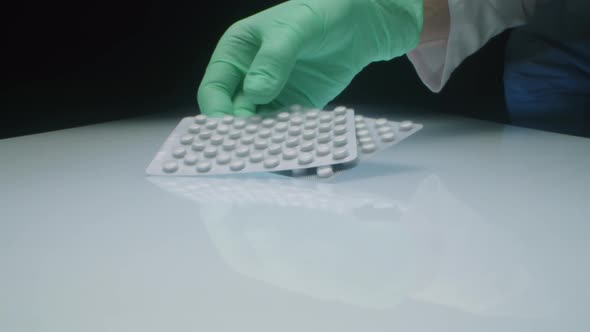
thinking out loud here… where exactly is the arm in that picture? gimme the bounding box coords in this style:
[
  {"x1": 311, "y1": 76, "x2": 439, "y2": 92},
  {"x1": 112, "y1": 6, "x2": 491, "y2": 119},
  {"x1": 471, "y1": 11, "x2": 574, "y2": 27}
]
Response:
[{"x1": 409, "y1": 0, "x2": 537, "y2": 92}]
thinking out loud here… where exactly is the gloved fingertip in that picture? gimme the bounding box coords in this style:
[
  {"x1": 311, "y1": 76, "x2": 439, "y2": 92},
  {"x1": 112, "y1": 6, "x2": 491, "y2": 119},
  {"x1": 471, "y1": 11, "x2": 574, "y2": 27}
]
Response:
[
  {"x1": 207, "y1": 112, "x2": 227, "y2": 118},
  {"x1": 234, "y1": 109, "x2": 257, "y2": 117}
]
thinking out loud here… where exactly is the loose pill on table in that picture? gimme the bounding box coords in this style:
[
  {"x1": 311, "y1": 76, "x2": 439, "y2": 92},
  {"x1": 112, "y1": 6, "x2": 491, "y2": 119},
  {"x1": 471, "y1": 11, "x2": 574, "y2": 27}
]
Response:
[{"x1": 317, "y1": 165, "x2": 334, "y2": 178}]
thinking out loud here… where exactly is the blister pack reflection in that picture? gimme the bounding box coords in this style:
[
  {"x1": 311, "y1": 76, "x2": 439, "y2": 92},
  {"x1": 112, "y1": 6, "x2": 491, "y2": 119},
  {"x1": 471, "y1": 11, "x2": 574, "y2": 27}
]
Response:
[{"x1": 148, "y1": 175, "x2": 530, "y2": 314}]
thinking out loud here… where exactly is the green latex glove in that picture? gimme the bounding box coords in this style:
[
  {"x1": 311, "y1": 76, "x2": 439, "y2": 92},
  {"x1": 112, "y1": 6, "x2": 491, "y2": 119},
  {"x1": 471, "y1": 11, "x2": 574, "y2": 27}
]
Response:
[{"x1": 198, "y1": 0, "x2": 423, "y2": 116}]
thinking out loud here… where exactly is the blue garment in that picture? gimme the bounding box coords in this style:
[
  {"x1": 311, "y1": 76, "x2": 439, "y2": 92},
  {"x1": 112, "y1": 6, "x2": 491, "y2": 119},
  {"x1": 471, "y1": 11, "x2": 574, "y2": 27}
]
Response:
[{"x1": 504, "y1": 0, "x2": 590, "y2": 137}]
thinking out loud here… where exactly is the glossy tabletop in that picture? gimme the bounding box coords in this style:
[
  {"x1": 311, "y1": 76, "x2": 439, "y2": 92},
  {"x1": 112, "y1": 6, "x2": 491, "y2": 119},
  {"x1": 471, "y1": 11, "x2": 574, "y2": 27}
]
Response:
[{"x1": 1, "y1": 106, "x2": 589, "y2": 331}]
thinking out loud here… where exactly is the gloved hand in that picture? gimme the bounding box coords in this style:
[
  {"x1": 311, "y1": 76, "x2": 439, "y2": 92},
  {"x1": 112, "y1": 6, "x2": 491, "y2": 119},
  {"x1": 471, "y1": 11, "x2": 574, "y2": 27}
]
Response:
[{"x1": 198, "y1": 0, "x2": 423, "y2": 116}]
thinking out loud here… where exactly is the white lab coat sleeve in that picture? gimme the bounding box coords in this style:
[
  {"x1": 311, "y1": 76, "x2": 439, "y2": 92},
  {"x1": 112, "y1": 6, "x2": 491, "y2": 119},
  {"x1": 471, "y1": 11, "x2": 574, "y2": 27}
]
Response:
[{"x1": 407, "y1": 0, "x2": 537, "y2": 92}]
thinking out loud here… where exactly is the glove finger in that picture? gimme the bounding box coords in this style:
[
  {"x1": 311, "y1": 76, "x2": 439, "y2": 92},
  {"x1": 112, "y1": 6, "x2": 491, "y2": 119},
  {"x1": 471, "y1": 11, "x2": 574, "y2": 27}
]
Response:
[
  {"x1": 243, "y1": 29, "x2": 301, "y2": 105},
  {"x1": 197, "y1": 27, "x2": 259, "y2": 116},
  {"x1": 232, "y1": 90, "x2": 257, "y2": 117}
]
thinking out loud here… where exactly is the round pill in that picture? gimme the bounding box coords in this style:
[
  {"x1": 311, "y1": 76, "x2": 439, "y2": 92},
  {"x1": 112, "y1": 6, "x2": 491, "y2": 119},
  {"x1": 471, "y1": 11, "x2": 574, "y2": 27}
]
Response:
[
  {"x1": 333, "y1": 147, "x2": 349, "y2": 160},
  {"x1": 205, "y1": 119, "x2": 218, "y2": 130},
  {"x1": 317, "y1": 165, "x2": 334, "y2": 178},
  {"x1": 303, "y1": 121, "x2": 317, "y2": 130},
  {"x1": 216, "y1": 153, "x2": 231, "y2": 165},
  {"x1": 172, "y1": 147, "x2": 187, "y2": 158},
  {"x1": 275, "y1": 122, "x2": 288, "y2": 132},
  {"x1": 162, "y1": 160, "x2": 179, "y2": 173},
  {"x1": 277, "y1": 112, "x2": 290, "y2": 121},
  {"x1": 241, "y1": 135, "x2": 254, "y2": 145},
  {"x1": 381, "y1": 132, "x2": 395, "y2": 142},
  {"x1": 290, "y1": 105, "x2": 303, "y2": 112},
  {"x1": 356, "y1": 129, "x2": 370, "y2": 137},
  {"x1": 282, "y1": 148, "x2": 297, "y2": 160},
  {"x1": 285, "y1": 137, "x2": 299, "y2": 147},
  {"x1": 196, "y1": 161, "x2": 212, "y2": 173},
  {"x1": 230, "y1": 159, "x2": 245, "y2": 171},
  {"x1": 188, "y1": 124, "x2": 201, "y2": 134},
  {"x1": 184, "y1": 154, "x2": 199, "y2": 165},
  {"x1": 262, "y1": 119, "x2": 275, "y2": 127},
  {"x1": 306, "y1": 110, "x2": 319, "y2": 119},
  {"x1": 258, "y1": 128, "x2": 272, "y2": 139},
  {"x1": 217, "y1": 124, "x2": 230, "y2": 134},
  {"x1": 228, "y1": 130, "x2": 241, "y2": 139},
  {"x1": 222, "y1": 115, "x2": 235, "y2": 124},
  {"x1": 254, "y1": 138, "x2": 268, "y2": 150},
  {"x1": 245, "y1": 124, "x2": 258, "y2": 133},
  {"x1": 333, "y1": 125, "x2": 347, "y2": 135},
  {"x1": 361, "y1": 143, "x2": 377, "y2": 153},
  {"x1": 235, "y1": 146, "x2": 249, "y2": 157},
  {"x1": 333, "y1": 106, "x2": 347, "y2": 115},
  {"x1": 400, "y1": 120, "x2": 414, "y2": 131},
  {"x1": 249, "y1": 151, "x2": 264, "y2": 163},
  {"x1": 375, "y1": 118, "x2": 389, "y2": 127},
  {"x1": 355, "y1": 122, "x2": 367, "y2": 130},
  {"x1": 334, "y1": 115, "x2": 347, "y2": 125},
  {"x1": 290, "y1": 116, "x2": 304, "y2": 126},
  {"x1": 249, "y1": 116, "x2": 262, "y2": 123},
  {"x1": 194, "y1": 114, "x2": 207, "y2": 124},
  {"x1": 316, "y1": 144, "x2": 331, "y2": 156},
  {"x1": 317, "y1": 133, "x2": 331, "y2": 144},
  {"x1": 199, "y1": 131, "x2": 212, "y2": 140},
  {"x1": 268, "y1": 143, "x2": 282, "y2": 155},
  {"x1": 288, "y1": 126, "x2": 302, "y2": 136},
  {"x1": 180, "y1": 134, "x2": 194, "y2": 145},
  {"x1": 333, "y1": 135, "x2": 347, "y2": 147},
  {"x1": 359, "y1": 136, "x2": 374, "y2": 145},
  {"x1": 264, "y1": 157, "x2": 280, "y2": 169},
  {"x1": 378, "y1": 126, "x2": 392, "y2": 135},
  {"x1": 222, "y1": 140, "x2": 236, "y2": 151},
  {"x1": 210, "y1": 134, "x2": 224, "y2": 145},
  {"x1": 233, "y1": 119, "x2": 247, "y2": 129},
  {"x1": 162, "y1": 160, "x2": 178, "y2": 173},
  {"x1": 203, "y1": 146, "x2": 218, "y2": 158},
  {"x1": 319, "y1": 114, "x2": 332, "y2": 123},
  {"x1": 300, "y1": 141, "x2": 314, "y2": 152},
  {"x1": 318, "y1": 123, "x2": 331, "y2": 133},
  {"x1": 192, "y1": 141, "x2": 206, "y2": 151},
  {"x1": 298, "y1": 153, "x2": 314, "y2": 165},
  {"x1": 271, "y1": 133, "x2": 286, "y2": 143},
  {"x1": 302, "y1": 129, "x2": 316, "y2": 140},
  {"x1": 354, "y1": 115, "x2": 364, "y2": 122}
]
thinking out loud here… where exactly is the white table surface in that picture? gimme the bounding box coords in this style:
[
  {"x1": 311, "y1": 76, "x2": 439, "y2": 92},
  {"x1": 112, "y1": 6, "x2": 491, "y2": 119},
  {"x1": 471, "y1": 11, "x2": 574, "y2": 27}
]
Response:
[{"x1": 1, "y1": 106, "x2": 589, "y2": 331}]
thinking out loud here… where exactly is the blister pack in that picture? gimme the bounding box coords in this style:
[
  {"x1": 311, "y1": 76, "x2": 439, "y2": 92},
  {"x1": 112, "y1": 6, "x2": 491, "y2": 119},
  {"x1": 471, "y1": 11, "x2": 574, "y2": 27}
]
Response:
[
  {"x1": 146, "y1": 108, "x2": 358, "y2": 176},
  {"x1": 354, "y1": 116, "x2": 423, "y2": 160}
]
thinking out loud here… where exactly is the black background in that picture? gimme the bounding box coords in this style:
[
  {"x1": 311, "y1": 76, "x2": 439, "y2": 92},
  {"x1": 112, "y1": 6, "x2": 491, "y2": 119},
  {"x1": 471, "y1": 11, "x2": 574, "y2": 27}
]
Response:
[{"x1": 2, "y1": 1, "x2": 509, "y2": 139}]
